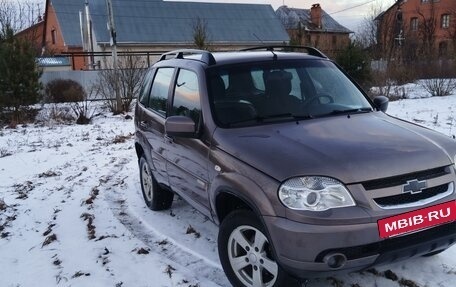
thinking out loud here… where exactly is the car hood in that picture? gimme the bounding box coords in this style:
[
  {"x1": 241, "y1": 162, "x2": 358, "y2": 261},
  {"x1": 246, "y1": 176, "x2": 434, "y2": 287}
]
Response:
[{"x1": 212, "y1": 112, "x2": 456, "y2": 183}]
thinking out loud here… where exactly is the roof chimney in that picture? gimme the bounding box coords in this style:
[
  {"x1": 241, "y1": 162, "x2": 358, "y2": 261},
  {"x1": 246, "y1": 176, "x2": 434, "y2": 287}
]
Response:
[{"x1": 310, "y1": 3, "x2": 322, "y2": 29}]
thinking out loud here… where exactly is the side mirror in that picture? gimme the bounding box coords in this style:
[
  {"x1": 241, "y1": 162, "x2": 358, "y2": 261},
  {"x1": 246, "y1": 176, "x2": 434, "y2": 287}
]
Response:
[
  {"x1": 165, "y1": 116, "x2": 197, "y2": 138},
  {"x1": 373, "y1": 96, "x2": 389, "y2": 112}
]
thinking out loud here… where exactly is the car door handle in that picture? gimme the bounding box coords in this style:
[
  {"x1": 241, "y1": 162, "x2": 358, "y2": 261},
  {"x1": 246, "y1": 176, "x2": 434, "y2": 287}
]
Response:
[{"x1": 139, "y1": 121, "x2": 148, "y2": 128}]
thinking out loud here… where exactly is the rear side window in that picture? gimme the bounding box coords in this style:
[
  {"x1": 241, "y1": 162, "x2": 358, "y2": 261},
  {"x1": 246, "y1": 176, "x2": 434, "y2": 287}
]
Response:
[
  {"x1": 149, "y1": 67, "x2": 174, "y2": 117},
  {"x1": 139, "y1": 69, "x2": 154, "y2": 106},
  {"x1": 171, "y1": 69, "x2": 201, "y2": 125}
]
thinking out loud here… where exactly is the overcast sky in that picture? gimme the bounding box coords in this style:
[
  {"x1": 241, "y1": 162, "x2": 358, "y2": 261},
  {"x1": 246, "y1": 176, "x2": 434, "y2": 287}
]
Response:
[{"x1": 17, "y1": 0, "x2": 397, "y2": 33}]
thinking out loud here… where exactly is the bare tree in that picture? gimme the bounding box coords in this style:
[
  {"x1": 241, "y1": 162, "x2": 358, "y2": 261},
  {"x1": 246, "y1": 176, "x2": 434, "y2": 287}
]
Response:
[
  {"x1": 117, "y1": 54, "x2": 148, "y2": 111},
  {"x1": 95, "y1": 52, "x2": 147, "y2": 114},
  {"x1": 420, "y1": 78, "x2": 456, "y2": 97},
  {"x1": 355, "y1": 2, "x2": 385, "y2": 51},
  {"x1": 416, "y1": 3, "x2": 437, "y2": 59},
  {"x1": 0, "y1": 0, "x2": 42, "y2": 35},
  {"x1": 192, "y1": 17, "x2": 210, "y2": 50}
]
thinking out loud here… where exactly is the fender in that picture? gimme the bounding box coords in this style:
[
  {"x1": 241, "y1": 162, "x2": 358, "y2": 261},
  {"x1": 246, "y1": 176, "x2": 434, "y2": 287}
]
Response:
[{"x1": 209, "y1": 171, "x2": 286, "y2": 225}]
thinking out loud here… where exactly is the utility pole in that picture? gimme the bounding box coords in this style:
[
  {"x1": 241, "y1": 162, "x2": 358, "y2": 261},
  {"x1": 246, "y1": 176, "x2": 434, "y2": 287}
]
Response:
[{"x1": 106, "y1": 0, "x2": 121, "y2": 113}]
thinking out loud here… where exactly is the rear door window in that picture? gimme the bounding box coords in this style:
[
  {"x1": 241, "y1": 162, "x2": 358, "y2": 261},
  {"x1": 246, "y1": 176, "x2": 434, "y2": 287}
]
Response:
[{"x1": 148, "y1": 67, "x2": 175, "y2": 117}]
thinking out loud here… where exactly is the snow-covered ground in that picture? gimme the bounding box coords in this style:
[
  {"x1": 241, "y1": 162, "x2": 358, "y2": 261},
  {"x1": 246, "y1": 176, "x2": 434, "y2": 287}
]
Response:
[{"x1": 1, "y1": 93, "x2": 455, "y2": 287}]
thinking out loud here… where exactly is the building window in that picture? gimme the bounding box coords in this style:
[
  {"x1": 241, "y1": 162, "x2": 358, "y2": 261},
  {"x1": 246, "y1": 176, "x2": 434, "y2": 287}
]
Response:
[
  {"x1": 410, "y1": 17, "x2": 418, "y2": 31},
  {"x1": 51, "y1": 29, "x2": 56, "y2": 44},
  {"x1": 441, "y1": 14, "x2": 450, "y2": 29}
]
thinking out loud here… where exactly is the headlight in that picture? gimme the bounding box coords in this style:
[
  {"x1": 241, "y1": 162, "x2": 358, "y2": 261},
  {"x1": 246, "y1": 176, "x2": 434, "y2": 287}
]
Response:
[{"x1": 279, "y1": 176, "x2": 355, "y2": 211}]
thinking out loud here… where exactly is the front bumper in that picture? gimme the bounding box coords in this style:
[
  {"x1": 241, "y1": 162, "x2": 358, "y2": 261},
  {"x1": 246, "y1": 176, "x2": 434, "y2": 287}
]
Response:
[{"x1": 263, "y1": 216, "x2": 456, "y2": 279}]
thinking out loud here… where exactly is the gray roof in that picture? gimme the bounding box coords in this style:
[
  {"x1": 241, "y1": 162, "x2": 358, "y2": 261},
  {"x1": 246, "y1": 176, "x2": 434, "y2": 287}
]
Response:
[
  {"x1": 50, "y1": 0, "x2": 289, "y2": 47},
  {"x1": 276, "y1": 6, "x2": 352, "y2": 34}
]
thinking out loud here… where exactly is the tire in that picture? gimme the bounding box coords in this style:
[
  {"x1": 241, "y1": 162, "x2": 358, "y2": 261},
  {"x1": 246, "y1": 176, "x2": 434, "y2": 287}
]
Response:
[
  {"x1": 218, "y1": 210, "x2": 299, "y2": 287},
  {"x1": 139, "y1": 156, "x2": 173, "y2": 211}
]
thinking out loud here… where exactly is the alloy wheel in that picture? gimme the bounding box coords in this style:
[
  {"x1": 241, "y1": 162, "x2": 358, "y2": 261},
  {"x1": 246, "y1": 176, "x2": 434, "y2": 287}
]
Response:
[{"x1": 227, "y1": 225, "x2": 278, "y2": 287}]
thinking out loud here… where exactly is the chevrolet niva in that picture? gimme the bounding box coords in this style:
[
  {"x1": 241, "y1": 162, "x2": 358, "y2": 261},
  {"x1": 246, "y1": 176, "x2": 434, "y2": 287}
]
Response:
[{"x1": 134, "y1": 47, "x2": 456, "y2": 287}]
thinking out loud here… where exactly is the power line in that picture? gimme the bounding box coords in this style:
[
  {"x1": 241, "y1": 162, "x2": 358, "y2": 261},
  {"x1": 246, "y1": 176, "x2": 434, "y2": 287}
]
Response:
[{"x1": 329, "y1": 0, "x2": 376, "y2": 15}]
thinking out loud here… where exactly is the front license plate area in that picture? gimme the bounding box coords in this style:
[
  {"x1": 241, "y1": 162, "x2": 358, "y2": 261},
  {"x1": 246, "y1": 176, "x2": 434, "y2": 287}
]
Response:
[{"x1": 378, "y1": 201, "x2": 456, "y2": 238}]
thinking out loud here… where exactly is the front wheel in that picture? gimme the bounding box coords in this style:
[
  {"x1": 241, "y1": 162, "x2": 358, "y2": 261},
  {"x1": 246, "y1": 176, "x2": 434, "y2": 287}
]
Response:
[
  {"x1": 139, "y1": 156, "x2": 173, "y2": 210},
  {"x1": 218, "y1": 210, "x2": 299, "y2": 287}
]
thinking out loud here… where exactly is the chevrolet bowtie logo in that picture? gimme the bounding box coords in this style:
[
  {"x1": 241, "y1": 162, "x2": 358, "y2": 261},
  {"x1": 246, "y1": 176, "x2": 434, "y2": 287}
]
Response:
[{"x1": 403, "y1": 179, "x2": 427, "y2": 194}]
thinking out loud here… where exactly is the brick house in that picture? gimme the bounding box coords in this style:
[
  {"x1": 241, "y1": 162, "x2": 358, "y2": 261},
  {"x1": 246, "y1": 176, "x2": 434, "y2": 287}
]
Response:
[
  {"x1": 376, "y1": 0, "x2": 456, "y2": 59},
  {"x1": 14, "y1": 17, "x2": 45, "y2": 55},
  {"x1": 40, "y1": 0, "x2": 289, "y2": 70},
  {"x1": 276, "y1": 4, "x2": 352, "y2": 57}
]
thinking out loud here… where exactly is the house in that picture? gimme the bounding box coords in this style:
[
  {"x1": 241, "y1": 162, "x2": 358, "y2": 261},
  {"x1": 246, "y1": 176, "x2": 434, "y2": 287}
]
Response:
[
  {"x1": 14, "y1": 17, "x2": 71, "y2": 72},
  {"x1": 375, "y1": 0, "x2": 456, "y2": 59},
  {"x1": 41, "y1": 0, "x2": 290, "y2": 70},
  {"x1": 14, "y1": 16, "x2": 45, "y2": 55},
  {"x1": 275, "y1": 4, "x2": 352, "y2": 57}
]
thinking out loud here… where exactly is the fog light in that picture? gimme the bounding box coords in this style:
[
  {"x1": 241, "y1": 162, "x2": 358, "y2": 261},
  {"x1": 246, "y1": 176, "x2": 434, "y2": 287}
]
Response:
[{"x1": 324, "y1": 253, "x2": 347, "y2": 269}]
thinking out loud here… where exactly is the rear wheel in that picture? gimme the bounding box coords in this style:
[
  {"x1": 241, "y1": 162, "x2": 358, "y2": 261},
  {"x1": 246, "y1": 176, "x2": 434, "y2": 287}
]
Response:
[
  {"x1": 139, "y1": 156, "x2": 173, "y2": 210},
  {"x1": 218, "y1": 210, "x2": 299, "y2": 287}
]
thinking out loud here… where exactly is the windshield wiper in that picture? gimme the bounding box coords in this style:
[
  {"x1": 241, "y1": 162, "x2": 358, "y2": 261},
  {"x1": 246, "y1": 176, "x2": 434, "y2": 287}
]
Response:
[
  {"x1": 226, "y1": 113, "x2": 313, "y2": 127},
  {"x1": 325, "y1": 107, "x2": 372, "y2": 116},
  {"x1": 258, "y1": 113, "x2": 314, "y2": 121}
]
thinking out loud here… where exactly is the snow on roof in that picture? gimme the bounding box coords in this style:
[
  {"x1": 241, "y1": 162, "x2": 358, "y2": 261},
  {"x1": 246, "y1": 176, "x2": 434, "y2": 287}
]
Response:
[{"x1": 37, "y1": 56, "x2": 71, "y2": 66}]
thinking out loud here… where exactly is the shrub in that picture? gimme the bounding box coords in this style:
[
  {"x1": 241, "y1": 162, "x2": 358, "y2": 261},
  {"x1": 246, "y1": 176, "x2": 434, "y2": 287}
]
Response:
[
  {"x1": 94, "y1": 52, "x2": 147, "y2": 114},
  {"x1": 420, "y1": 78, "x2": 456, "y2": 97},
  {"x1": 44, "y1": 79, "x2": 86, "y2": 103},
  {"x1": 0, "y1": 106, "x2": 39, "y2": 127},
  {"x1": 71, "y1": 86, "x2": 98, "y2": 125}
]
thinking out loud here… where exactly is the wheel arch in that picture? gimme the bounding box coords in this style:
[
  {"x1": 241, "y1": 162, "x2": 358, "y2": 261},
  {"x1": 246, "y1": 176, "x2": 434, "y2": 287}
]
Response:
[
  {"x1": 215, "y1": 190, "x2": 256, "y2": 224},
  {"x1": 210, "y1": 172, "x2": 281, "y2": 225},
  {"x1": 135, "y1": 142, "x2": 145, "y2": 159}
]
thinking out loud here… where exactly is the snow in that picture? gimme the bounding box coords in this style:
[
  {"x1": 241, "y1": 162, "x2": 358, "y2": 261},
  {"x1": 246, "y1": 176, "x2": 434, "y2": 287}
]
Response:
[{"x1": 1, "y1": 89, "x2": 455, "y2": 287}]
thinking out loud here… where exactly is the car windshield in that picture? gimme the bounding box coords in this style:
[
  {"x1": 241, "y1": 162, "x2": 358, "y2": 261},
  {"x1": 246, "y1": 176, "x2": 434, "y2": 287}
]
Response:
[{"x1": 208, "y1": 59, "x2": 372, "y2": 127}]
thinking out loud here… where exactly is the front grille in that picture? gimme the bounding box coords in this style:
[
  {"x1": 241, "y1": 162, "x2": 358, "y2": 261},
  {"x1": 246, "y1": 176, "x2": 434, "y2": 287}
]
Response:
[
  {"x1": 362, "y1": 166, "x2": 450, "y2": 191},
  {"x1": 315, "y1": 222, "x2": 456, "y2": 262},
  {"x1": 373, "y1": 183, "x2": 450, "y2": 207}
]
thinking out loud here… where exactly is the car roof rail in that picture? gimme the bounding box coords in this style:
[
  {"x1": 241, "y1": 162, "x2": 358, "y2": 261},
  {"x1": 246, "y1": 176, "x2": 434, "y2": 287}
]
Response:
[
  {"x1": 240, "y1": 45, "x2": 328, "y2": 59},
  {"x1": 159, "y1": 49, "x2": 216, "y2": 65}
]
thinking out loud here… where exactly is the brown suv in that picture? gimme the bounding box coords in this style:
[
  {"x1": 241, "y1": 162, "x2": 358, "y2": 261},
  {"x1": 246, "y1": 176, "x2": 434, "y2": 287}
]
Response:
[{"x1": 134, "y1": 47, "x2": 456, "y2": 287}]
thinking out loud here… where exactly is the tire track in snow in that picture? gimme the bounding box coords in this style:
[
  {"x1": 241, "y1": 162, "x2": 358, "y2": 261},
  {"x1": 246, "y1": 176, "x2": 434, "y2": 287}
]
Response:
[{"x1": 103, "y1": 156, "x2": 230, "y2": 287}]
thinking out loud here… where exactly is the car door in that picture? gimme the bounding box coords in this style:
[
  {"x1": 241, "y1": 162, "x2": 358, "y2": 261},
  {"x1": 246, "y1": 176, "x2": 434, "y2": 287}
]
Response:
[
  {"x1": 136, "y1": 67, "x2": 175, "y2": 186},
  {"x1": 165, "y1": 68, "x2": 211, "y2": 217}
]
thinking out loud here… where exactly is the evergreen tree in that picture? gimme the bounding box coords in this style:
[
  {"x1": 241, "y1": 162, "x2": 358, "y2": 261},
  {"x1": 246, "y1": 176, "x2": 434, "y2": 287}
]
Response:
[
  {"x1": 336, "y1": 41, "x2": 371, "y2": 87},
  {"x1": 0, "y1": 25, "x2": 42, "y2": 122}
]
